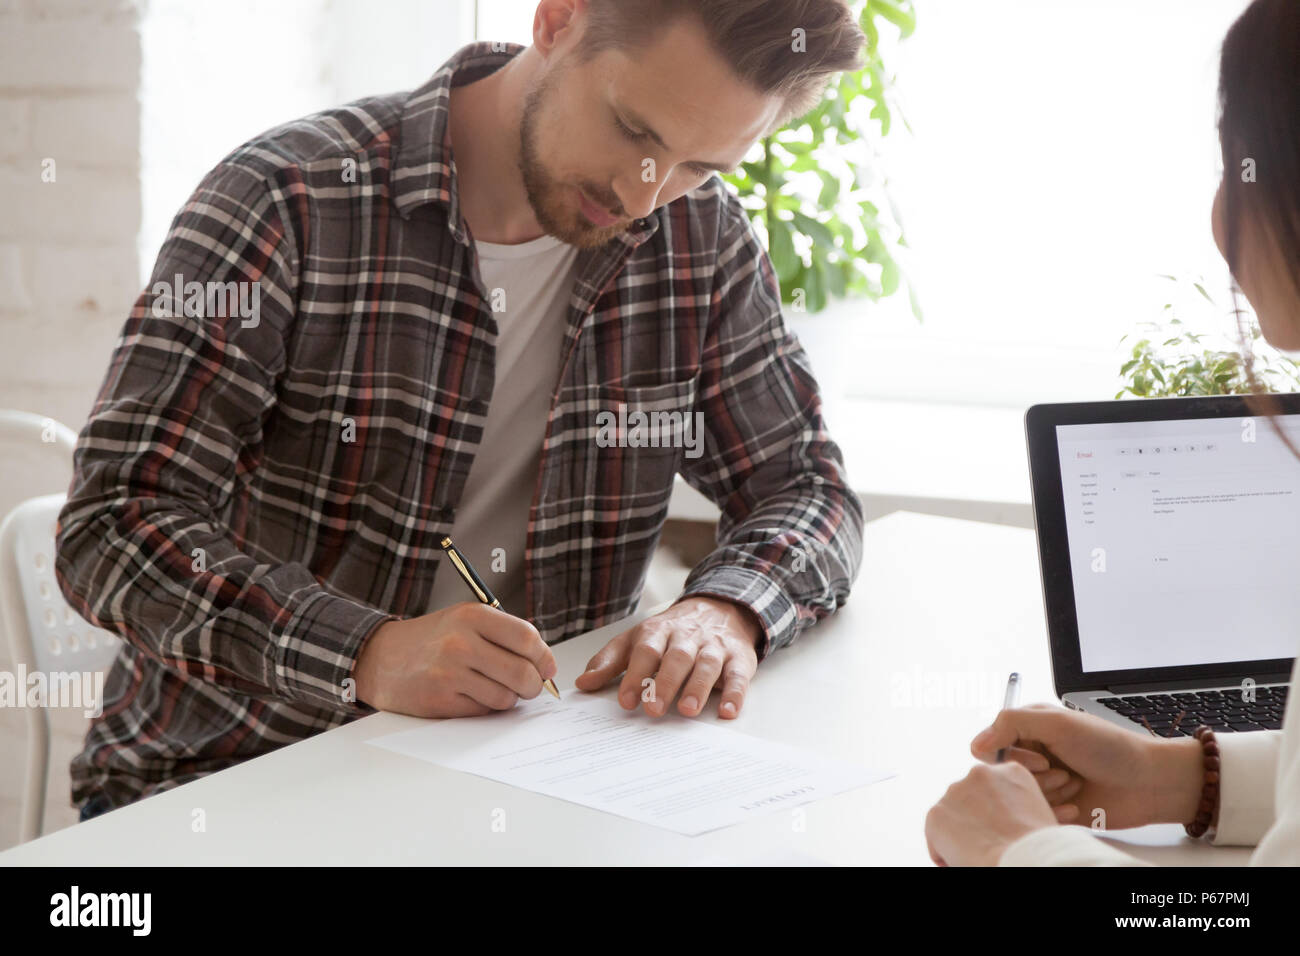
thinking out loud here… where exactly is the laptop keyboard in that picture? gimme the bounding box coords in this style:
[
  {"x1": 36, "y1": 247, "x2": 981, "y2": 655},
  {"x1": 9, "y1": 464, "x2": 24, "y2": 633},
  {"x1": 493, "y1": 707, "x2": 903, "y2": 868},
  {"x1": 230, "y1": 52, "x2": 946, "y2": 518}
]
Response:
[{"x1": 1097, "y1": 685, "x2": 1288, "y2": 736}]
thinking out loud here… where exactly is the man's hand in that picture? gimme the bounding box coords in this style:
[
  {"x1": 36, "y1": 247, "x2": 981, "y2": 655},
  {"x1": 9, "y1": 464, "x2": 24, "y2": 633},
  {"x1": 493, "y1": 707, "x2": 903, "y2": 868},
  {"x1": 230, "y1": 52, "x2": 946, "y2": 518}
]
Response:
[
  {"x1": 573, "y1": 596, "x2": 762, "y2": 719},
  {"x1": 352, "y1": 603, "x2": 557, "y2": 717}
]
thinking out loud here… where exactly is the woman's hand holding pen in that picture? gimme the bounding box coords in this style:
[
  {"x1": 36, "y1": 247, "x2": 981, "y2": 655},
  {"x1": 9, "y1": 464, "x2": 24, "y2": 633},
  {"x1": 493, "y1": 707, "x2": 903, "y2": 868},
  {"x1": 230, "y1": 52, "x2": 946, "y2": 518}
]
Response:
[
  {"x1": 352, "y1": 604, "x2": 558, "y2": 717},
  {"x1": 925, "y1": 705, "x2": 1207, "y2": 865},
  {"x1": 971, "y1": 705, "x2": 1205, "y2": 831}
]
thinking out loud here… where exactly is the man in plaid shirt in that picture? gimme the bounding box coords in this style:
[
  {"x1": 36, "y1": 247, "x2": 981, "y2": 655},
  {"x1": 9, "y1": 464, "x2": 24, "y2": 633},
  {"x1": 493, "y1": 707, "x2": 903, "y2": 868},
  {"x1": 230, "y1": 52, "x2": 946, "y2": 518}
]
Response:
[{"x1": 57, "y1": 0, "x2": 866, "y2": 816}]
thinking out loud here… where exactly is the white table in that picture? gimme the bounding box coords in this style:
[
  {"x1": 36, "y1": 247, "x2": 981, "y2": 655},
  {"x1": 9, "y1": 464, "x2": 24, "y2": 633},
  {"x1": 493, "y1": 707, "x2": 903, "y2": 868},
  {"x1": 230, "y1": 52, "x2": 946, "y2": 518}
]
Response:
[{"x1": 0, "y1": 512, "x2": 1247, "y2": 866}]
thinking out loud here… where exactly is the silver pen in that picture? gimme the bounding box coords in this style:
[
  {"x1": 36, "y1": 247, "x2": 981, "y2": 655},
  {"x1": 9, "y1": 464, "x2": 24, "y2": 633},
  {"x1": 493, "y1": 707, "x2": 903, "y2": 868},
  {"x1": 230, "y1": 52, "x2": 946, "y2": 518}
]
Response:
[{"x1": 995, "y1": 672, "x2": 1021, "y2": 763}]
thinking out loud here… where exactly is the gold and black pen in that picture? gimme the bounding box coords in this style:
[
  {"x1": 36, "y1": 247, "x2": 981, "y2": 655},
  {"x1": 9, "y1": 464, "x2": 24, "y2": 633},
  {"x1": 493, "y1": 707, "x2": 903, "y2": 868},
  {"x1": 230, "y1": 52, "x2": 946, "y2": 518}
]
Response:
[{"x1": 440, "y1": 535, "x2": 560, "y2": 699}]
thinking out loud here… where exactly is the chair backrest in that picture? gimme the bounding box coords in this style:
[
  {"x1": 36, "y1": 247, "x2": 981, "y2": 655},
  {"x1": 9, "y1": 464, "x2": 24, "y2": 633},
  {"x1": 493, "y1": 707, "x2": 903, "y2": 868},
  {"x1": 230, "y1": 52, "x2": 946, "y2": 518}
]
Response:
[
  {"x1": 0, "y1": 409, "x2": 77, "y2": 458},
  {"x1": 1, "y1": 493, "x2": 121, "y2": 680},
  {"x1": 0, "y1": 415, "x2": 120, "y2": 844}
]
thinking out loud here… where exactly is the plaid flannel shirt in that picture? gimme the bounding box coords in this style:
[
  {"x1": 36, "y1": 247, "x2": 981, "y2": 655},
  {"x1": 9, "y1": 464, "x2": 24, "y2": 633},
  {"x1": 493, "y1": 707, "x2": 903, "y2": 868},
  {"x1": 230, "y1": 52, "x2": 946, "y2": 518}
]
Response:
[{"x1": 55, "y1": 42, "x2": 864, "y2": 810}]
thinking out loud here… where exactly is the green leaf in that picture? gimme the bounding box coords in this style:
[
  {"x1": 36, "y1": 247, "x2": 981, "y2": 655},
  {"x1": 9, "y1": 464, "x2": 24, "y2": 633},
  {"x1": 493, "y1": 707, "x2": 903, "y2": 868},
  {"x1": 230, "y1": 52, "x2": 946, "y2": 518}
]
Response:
[
  {"x1": 776, "y1": 137, "x2": 814, "y2": 155},
  {"x1": 805, "y1": 257, "x2": 828, "y2": 313},
  {"x1": 824, "y1": 252, "x2": 848, "y2": 298},
  {"x1": 861, "y1": 231, "x2": 888, "y2": 263},
  {"x1": 791, "y1": 210, "x2": 838, "y2": 247},
  {"x1": 860, "y1": 4, "x2": 880, "y2": 52},
  {"x1": 817, "y1": 170, "x2": 841, "y2": 209},
  {"x1": 826, "y1": 94, "x2": 847, "y2": 127},
  {"x1": 880, "y1": 257, "x2": 900, "y2": 297},
  {"x1": 790, "y1": 152, "x2": 819, "y2": 173},
  {"x1": 768, "y1": 218, "x2": 801, "y2": 283},
  {"x1": 740, "y1": 160, "x2": 769, "y2": 190},
  {"x1": 869, "y1": 101, "x2": 891, "y2": 137},
  {"x1": 871, "y1": 0, "x2": 917, "y2": 39},
  {"x1": 908, "y1": 283, "x2": 924, "y2": 321}
]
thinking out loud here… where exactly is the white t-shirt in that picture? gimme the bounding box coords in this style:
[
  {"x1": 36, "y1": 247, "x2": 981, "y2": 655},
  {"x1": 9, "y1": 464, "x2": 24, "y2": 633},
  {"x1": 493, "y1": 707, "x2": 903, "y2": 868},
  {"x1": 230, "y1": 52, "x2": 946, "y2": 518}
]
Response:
[{"x1": 426, "y1": 232, "x2": 580, "y2": 618}]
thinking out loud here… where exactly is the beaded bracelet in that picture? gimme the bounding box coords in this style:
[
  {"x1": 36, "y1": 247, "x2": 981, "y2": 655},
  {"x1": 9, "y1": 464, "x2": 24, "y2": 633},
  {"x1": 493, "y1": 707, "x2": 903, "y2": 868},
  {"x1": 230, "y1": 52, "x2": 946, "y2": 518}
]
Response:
[{"x1": 1184, "y1": 725, "x2": 1221, "y2": 838}]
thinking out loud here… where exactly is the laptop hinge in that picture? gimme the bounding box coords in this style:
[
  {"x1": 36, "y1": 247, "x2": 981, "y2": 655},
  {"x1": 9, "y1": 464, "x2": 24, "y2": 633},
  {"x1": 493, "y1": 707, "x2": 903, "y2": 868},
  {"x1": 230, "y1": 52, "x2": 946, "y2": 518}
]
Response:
[{"x1": 1106, "y1": 673, "x2": 1292, "y2": 694}]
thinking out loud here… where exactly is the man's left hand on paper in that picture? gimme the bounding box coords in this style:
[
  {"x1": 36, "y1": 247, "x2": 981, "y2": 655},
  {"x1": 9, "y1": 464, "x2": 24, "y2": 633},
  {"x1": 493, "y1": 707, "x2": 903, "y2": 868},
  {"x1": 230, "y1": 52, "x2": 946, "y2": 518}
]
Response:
[{"x1": 574, "y1": 597, "x2": 762, "y2": 719}]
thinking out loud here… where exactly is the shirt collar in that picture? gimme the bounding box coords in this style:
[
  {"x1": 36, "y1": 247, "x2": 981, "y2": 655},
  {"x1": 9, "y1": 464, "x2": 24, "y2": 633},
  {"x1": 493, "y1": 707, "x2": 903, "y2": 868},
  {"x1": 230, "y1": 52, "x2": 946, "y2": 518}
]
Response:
[{"x1": 392, "y1": 41, "x2": 659, "y2": 247}]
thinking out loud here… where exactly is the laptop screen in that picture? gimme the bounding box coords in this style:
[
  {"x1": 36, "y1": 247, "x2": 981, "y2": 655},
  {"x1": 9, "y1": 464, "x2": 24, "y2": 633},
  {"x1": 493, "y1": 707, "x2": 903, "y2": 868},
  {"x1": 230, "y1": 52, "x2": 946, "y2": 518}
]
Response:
[{"x1": 1055, "y1": 414, "x2": 1300, "y2": 674}]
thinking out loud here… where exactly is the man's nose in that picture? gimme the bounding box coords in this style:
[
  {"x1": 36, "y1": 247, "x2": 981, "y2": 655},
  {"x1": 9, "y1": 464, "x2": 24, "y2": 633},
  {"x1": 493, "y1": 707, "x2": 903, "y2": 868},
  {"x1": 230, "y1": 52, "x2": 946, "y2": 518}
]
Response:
[{"x1": 613, "y1": 171, "x2": 665, "y2": 221}]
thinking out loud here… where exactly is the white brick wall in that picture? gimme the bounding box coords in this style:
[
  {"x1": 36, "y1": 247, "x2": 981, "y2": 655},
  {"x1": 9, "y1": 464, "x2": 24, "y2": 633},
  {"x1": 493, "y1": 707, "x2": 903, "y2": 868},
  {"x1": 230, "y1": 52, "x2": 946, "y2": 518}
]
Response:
[
  {"x1": 0, "y1": 0, "x2": 473, "y2": 853},
  {"x1": 0, "y1": 0, "x2": 142, "y2": 851},
  {"x1": 33, "y1": 95, "x2": 139, "y2": 168},
  {"x1": 137, "y1": 0, "x2": 473, "y2": 282},
  {"x1": 0, "y1": 0, "x2": 141, "y2": 437},
  {"x1": 0, "y1": 244, "x2": 33, "y2": 312},
  {"x1": 0, "y1": 98, "x2": 29, "y2": 156}
]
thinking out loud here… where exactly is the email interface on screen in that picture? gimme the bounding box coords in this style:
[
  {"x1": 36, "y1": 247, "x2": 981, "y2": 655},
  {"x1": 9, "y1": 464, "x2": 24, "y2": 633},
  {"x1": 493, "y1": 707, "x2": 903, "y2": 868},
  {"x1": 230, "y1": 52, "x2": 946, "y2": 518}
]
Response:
[{"x1": 1056, "y1": 415, "x2": 1300, "y2": 673}]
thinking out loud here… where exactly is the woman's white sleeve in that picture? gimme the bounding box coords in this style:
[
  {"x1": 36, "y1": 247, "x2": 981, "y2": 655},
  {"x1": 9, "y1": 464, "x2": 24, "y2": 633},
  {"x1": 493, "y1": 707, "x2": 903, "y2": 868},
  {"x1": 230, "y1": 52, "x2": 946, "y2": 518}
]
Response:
[
  {"x1": 999, "y1": 826, "x2": 1152, "y2": 866},
  {"x1": 1210, "y1": 730, "x2": 1282, "y2": 847}
]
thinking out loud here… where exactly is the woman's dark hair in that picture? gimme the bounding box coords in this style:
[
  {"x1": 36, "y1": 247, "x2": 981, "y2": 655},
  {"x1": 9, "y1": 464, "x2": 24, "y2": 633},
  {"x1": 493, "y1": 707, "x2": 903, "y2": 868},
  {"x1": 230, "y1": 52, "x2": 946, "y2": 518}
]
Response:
[{"x1": 1217, "y1": 0, "x2": 1300, "y2": 426}]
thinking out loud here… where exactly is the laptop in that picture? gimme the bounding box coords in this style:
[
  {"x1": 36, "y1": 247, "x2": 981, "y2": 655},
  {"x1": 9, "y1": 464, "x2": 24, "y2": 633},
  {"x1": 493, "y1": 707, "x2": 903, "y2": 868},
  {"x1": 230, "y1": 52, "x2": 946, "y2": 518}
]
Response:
[{"x1": 1025, "y1": 394, "x2": 1299, "y2": 736}]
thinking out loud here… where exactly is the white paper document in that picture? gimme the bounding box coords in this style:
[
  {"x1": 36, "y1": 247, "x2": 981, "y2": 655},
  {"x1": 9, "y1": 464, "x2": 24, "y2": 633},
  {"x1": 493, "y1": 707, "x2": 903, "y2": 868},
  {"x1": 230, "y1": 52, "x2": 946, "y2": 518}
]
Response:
[{"x1": 368, "y1": 695, "x2": 891, "y2": 836}]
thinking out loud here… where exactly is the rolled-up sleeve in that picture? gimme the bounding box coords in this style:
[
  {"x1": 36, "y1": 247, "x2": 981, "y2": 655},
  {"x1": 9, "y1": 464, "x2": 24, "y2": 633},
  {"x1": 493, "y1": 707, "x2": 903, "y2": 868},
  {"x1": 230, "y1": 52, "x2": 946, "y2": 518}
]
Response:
[{"x1": 678, "y1": 198, "x2": 864, "y2": 659}]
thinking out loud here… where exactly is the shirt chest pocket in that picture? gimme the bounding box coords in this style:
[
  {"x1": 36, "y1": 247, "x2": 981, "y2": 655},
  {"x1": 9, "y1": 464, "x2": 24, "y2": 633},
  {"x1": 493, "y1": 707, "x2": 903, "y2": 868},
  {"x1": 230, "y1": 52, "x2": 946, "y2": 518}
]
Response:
[{"x1": 559, "y1": 373, "x2": 704, "y2": 517}]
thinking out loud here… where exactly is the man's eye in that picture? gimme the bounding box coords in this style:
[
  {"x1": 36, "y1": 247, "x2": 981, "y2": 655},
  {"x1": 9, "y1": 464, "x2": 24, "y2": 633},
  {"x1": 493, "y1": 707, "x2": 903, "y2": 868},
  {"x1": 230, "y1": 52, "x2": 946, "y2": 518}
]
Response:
[
  {"x1": 613, "y1": 115, "x2": 646, "y2": 141},
  {"x1": 612, "y1": 115, "x2": 718, "y2": 177}
]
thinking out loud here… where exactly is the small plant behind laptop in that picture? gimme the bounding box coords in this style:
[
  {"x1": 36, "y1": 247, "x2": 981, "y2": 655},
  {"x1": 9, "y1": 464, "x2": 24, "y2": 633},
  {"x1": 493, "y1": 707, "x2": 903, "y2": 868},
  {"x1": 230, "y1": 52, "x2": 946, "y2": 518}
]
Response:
[
  {"x1": 723, "y1": 0, "x2": 921, "y2": 317},
  {"x1": 1116, "y1": 274, "x2": 1300, "y2": 398}
]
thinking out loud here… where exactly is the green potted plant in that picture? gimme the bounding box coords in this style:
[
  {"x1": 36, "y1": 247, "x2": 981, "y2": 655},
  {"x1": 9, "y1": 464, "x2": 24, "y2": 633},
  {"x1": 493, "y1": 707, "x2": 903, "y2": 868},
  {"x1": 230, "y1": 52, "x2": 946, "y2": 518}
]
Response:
[
  {"x1": 723, "y1": 0, "x2": 921, "y2": 318},
  {"x1": 1116, "y1": 275, "x2": 1300, "y2": 398}
]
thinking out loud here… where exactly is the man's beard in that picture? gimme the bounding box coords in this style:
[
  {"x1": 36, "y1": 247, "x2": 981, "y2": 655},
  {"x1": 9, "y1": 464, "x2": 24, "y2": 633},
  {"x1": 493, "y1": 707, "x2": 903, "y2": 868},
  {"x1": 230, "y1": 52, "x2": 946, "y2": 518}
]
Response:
[{"x1": 518, "y1": 75, "x2": 632, "y2": 249}]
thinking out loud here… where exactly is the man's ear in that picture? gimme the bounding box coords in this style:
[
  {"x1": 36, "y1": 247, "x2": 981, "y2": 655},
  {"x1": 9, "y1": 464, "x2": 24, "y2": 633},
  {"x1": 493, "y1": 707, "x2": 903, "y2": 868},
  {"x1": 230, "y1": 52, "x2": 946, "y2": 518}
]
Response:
[{"x1": 532, "y1": 0, "x2": 585, "y2": 59}]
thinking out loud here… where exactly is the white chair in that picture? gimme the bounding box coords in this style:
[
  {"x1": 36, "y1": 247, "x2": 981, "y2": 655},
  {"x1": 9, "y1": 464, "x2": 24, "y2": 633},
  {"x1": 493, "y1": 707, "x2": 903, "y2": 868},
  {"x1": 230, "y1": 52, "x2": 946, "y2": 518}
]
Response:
[
  {"x1": 1, "y1": 489, "x2": 122, "y2": 843},
  {"x1": 0, "y1": 408, "x2": 77, "y2": 462}
]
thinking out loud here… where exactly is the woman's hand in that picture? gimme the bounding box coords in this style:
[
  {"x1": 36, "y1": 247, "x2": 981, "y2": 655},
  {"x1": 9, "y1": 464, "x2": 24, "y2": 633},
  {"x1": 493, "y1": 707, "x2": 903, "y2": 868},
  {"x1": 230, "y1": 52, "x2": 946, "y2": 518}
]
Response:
[
  {"x1": 970, "y1": 704, "x2": 1205, "y2": 832},
  {"x1": 925, "y1": 761, "x2": 1060, "y2": 866}
]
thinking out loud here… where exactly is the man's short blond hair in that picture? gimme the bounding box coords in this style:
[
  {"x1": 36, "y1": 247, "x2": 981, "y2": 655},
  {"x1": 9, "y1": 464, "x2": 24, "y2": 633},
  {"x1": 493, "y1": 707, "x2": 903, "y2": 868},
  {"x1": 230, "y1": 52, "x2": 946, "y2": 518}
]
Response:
[{"x1": 577, "y1": 0, "x2": 866, "y2": 125}]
